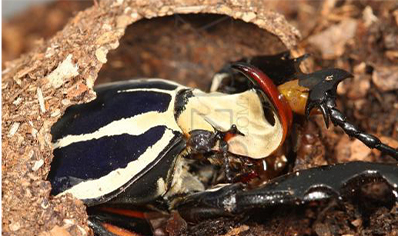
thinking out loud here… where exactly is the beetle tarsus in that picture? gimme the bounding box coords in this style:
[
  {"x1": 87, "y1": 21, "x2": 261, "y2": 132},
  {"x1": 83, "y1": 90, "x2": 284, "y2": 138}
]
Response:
[
  {"x1": 222, "y1": 155, "x2": 234, "y2": 182},
  {"x1": 310, "y1": 96, "x2": 398, "y2": 160},
  {"x1": 217, "y1": 125, "x2": 243, "y2": 182},
  {"x1": 302, "y1": 68, "x2": 398, "y2": 160},
  {"x1": 328, "y1": 102, "x2": 398, "y2": 160}
]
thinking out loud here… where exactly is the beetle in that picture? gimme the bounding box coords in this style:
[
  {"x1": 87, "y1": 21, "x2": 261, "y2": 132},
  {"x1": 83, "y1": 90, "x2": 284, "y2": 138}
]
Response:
[{"x1": 47, "y1": 52, "x2": 398, "y2": 235}]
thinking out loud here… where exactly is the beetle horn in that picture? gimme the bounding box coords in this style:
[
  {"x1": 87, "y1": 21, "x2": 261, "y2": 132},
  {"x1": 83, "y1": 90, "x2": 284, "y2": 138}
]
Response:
[{"x1": 231, "y1": 62, "x2": 293, "y2": 145}]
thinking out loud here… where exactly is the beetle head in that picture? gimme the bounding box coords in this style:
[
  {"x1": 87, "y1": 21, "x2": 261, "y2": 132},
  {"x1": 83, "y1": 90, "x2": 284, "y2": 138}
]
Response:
[{"x1": 298, "y1": 68, "x2": 353, "y2": 126}]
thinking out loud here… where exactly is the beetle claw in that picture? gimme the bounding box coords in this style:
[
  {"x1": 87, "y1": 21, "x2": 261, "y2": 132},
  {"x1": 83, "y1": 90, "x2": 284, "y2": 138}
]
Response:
[{"x1": 306, "y1": 101, "x2": 330, "y2": 128}]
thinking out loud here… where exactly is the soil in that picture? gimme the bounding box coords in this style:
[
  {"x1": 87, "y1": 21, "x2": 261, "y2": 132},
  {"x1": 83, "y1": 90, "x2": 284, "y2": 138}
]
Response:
[{"x1": 2, "y1": 0, "x2": 398, "y2": 235}]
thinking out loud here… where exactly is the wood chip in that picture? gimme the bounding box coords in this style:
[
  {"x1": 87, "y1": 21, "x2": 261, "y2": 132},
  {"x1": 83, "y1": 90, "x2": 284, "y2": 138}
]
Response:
[
  {"x1": 242, "y1": 12, "x2": 257, "y2": 22},
  {"x1": 46, "y1": 54, "x2": 79, "y2": 89},
  {"x1": 32, "y1": 159, "x2": 44, "y2": 171},
  {"x1": 221, "y1": 225, "x2": 250, "y2": 236},
  {"x1": 8, "y1": 122, "x2": 20, "y2": 137},
  {"x1": 351, "y1": 218, "x2": 362, "y2": 227},
  {"x1": 95, "y1": 47, "x2": 108, "y2": 63},
  {"x1": 37, "y1": 87, "x2": 46, "y2": 113},
  {"x1": 9, "y1": 221, "x2": 21, "y2": 232}
]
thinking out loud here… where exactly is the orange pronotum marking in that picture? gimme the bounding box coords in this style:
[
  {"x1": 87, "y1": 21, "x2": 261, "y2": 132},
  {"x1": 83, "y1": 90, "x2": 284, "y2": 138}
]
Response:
[
  {"x1": 233, "y1": 64, "x2": 293, "y2": 145},
  {"x1": 99, "y1": 207, "x2": 146, "y2": 219}
]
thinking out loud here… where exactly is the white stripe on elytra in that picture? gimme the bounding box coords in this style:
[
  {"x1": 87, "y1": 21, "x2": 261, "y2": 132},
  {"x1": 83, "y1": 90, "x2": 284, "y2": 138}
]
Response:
[
  {"x1": 53, "y1": 110, "x2": 181, "y2": 149},
  {"x1": 117, "y1": 87, "x2": 179, "y2": 94},
  {"x1": 54, "y1": 85, "x2": 185, "y2": 149},
  {"x1": 58, "y1": 128, "x2": 177, "y2": 200}
]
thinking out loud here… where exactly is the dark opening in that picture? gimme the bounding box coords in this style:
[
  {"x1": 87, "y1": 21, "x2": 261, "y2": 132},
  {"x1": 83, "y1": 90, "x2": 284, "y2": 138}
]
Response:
[{"x1": 96, "y1": 13, "x2": 287, "y2": 89}]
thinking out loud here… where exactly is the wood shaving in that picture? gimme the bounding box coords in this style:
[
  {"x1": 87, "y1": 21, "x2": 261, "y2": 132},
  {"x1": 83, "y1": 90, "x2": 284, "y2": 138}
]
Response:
[
  {"x1": 46, "y1": 54, "x2": 79, "y2": 89},
  {"x1": 37, "y1": 87, "x2": 46, "y2": 113},
  {"x1": 8, "y1": 122, "x2": 20, "y2": 137}
]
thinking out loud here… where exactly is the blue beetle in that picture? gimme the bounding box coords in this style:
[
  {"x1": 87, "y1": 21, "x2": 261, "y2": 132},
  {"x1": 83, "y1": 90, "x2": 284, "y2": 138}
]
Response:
[{"x1": 48, "y1": 52, "x2": 398, "y2": 235}]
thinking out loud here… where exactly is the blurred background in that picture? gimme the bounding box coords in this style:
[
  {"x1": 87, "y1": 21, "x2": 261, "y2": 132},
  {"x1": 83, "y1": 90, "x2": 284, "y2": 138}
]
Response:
[
  {"x1": 2, "y1": 0, "x2": 93, "y2": 64},
  {"x1": 3, "y1": 0, "x2": 54, "y2": 18}
]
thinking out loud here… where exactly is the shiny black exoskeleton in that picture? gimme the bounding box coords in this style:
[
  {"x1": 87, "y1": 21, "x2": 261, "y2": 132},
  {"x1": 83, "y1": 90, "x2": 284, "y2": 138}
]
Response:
[
  {"x1": 48, "y1": 51, "x2": 398, "y2": 236},
  {"x1": 176, "y1": 161, "x2": 398, "y2": 221}
]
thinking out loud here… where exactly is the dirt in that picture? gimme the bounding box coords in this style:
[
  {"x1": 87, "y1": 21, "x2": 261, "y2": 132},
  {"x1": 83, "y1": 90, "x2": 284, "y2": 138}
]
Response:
[{"x1": 2, "y1": 0, "x2": 398, "y2": 236}]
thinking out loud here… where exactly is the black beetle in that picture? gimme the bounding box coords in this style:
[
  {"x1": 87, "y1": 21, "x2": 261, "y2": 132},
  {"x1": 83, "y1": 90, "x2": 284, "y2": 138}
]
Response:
[{"x1": 48, "y1": 52, "x2": 398, "y2": 235}]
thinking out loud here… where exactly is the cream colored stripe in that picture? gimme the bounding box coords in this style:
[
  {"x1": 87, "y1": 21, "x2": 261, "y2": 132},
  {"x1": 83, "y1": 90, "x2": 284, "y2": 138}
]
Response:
[
  {"x1": 117, "y1": 88, "x2": 179, "y2": 94},
  {"x1": 58, "y1": 129, "x2": 176, "y2": 200},
  {"x1": 53, "y1": 111, "x2": 181, "y2": 149}
]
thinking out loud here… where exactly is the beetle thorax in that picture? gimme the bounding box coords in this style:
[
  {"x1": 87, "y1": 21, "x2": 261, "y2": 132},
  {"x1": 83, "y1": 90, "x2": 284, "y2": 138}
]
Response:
[{"x1": 176, "y1": 89, "x2": 283, "y2": 159}]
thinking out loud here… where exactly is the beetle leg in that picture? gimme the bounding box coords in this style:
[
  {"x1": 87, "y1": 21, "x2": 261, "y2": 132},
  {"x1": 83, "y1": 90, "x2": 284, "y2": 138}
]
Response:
[
  {"x1": 176, "y1": 183, "x2": 244, "y2": 222},
  {"x1": 220, "y1": 146, "x2": 234, "y2": 182},
  {"x1": 88, "y1": 207, "x2": 172, "y2": 236},
  {"x1": 299, "y1": 68, "x2": 353, "y2": 122},
  {"x1": 323, "y1": 97, "x2": 398, "y2": 160},
  {"x1": 89, "y1": 218, "x2": 141, "y2": 236},
  {"x1": 88, "y1": 218, "x2": 119, "y2": 236},
  {"x1": 176, "y1": 162, "x2": 398, "y2": 221},
  {"x1": 241, "y1": 52, "x2": 309, "y2": 85},
  {"x1": 88, "y1": 213, "x2": 151, "y2": 236},
  {"x1": 188, "y1": 124, "x2": 244, "y2": 155},
  {"x1": 188, "y1": 125, "x2": 246, "y2": 181},
  {"x1": 300, "y1": 68, "x2": 398, "y2": 160},
  {"x1": 216, "y1": 125, "x2": 245, "y2": 182},
  {"x1": 234, "y1": 161, "x2": 398, "y2": 212}
]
